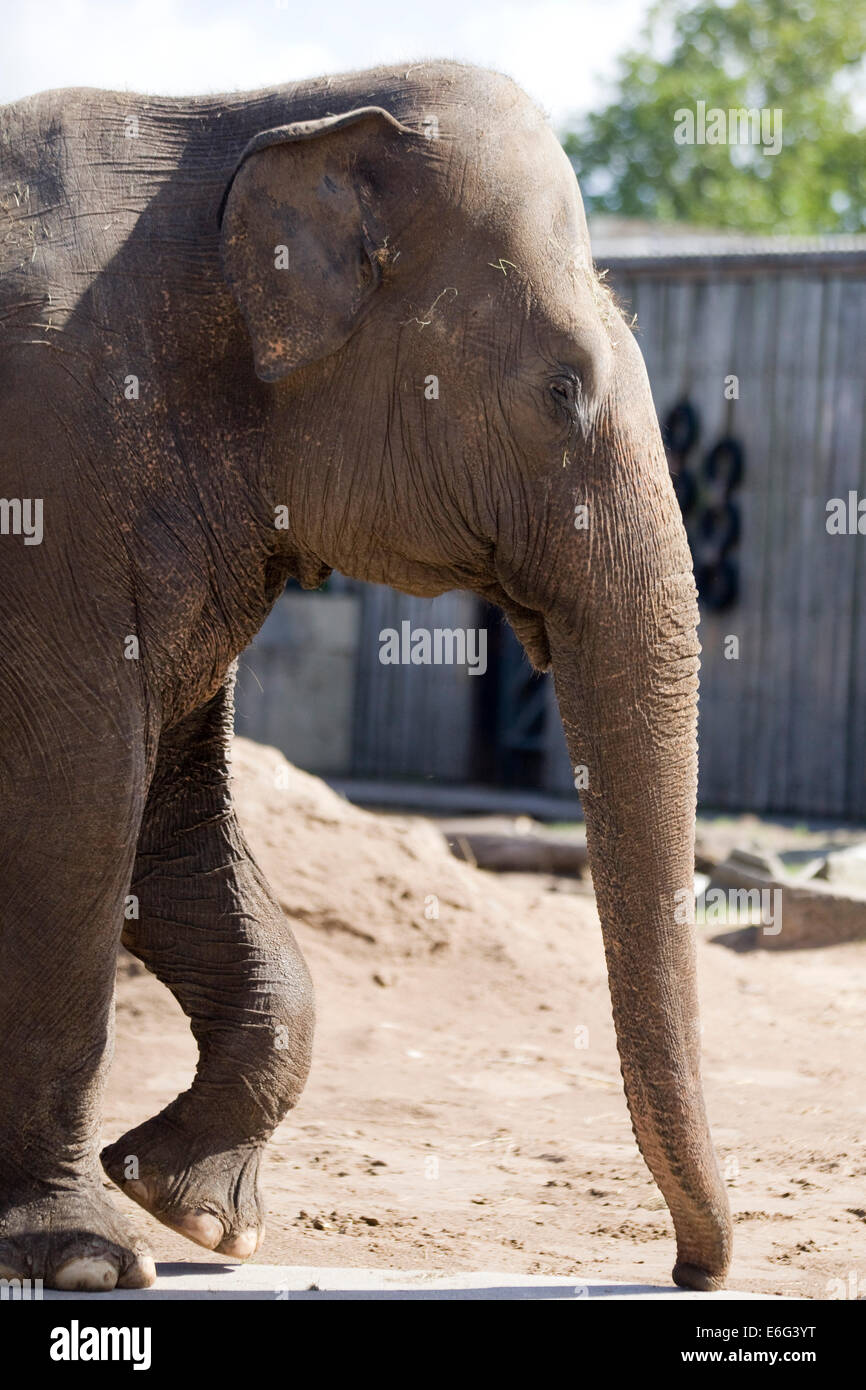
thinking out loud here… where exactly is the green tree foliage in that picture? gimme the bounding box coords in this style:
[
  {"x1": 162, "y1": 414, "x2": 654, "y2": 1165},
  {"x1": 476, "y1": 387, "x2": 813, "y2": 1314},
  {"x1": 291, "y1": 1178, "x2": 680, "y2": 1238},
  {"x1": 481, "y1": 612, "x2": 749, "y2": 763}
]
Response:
[{"x1": 562, "y1": 0, "x2": 866, "y2": 233}]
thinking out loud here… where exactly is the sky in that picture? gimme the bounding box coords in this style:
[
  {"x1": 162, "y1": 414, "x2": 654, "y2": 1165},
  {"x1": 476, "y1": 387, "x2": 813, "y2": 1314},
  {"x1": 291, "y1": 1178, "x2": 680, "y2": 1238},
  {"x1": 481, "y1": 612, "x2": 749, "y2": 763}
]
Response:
[{"x1": 0, "y1": 0, "x2": 653, "y2": 132}]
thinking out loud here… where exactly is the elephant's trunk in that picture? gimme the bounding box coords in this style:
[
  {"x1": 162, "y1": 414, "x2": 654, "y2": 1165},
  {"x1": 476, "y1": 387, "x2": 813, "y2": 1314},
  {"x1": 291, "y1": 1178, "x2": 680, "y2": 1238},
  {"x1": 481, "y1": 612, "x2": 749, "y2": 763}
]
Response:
[{"x1": 545, "y1": 495, "x2": 731, "y2": 1290}]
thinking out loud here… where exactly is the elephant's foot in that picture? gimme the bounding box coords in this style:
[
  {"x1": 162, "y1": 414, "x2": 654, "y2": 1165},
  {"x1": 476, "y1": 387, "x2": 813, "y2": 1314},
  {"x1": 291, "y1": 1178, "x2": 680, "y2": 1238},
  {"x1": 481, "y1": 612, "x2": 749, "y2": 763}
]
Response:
[
  {"x1": 672, "y1": 1261, "x2": 728, "y2": 1292},
  {"x1": 101, "y1": 1113, "x2": 264, "y2": 1259},
  {"x1": 0, "y1": 1185, "x2": 156, "y2": 1291}
]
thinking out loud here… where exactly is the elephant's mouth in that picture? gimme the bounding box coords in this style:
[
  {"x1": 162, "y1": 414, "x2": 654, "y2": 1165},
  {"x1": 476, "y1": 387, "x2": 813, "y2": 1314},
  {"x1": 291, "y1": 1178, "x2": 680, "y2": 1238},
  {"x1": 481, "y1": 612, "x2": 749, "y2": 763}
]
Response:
[
  {"x1": 505, "y1": 606, "x2": 551, "y2": 672},
  {"x1": 482, "y1": 586, "x2": 551, "y2": 672}
]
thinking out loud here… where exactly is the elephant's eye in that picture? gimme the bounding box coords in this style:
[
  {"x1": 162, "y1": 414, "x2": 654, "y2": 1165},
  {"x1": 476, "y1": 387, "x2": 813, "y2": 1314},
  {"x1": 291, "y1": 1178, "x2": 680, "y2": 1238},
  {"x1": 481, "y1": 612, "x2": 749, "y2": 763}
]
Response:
[{"x1": 549, "y1": 374, "x2": 580, "y2": 416}]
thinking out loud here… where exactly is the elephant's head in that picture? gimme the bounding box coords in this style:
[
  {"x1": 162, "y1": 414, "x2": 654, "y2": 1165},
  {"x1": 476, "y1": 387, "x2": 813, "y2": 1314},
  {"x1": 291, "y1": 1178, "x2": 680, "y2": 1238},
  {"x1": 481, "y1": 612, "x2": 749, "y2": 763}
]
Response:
[{"x1": 218, "y1": 65, "x2": 732, "y2": 1289}]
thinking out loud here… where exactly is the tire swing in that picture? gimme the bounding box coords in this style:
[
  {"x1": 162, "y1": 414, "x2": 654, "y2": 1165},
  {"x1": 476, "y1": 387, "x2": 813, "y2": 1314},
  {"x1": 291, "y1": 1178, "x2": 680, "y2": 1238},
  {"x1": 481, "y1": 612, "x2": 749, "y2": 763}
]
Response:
[
  {"x1": 663, "y1": 401, "x2": 700, "y2": 519},
  {"x1": 663, "y1": 400, "x2": 700, "y2": 456},
  {"x1": 695, "y1": 437, "x2": 744, "y2": 611},
  {"x1": 703, "y1": 437, "x2": 744, "y2": 493},
  {"x1": 696, "y1": 556, "x2": 738, "y2": 611},
  {"x1": 698, "y1": 499, "x2": 740, "y2": 552},
  {"x1": 673, "y1": 466, "x2": 697, "y2": 516}
]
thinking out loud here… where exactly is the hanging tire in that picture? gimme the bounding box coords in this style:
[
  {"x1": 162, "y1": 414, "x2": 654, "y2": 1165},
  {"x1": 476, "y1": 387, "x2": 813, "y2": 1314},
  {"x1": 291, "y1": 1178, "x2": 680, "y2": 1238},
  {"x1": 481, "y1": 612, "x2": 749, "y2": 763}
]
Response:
[
  {"x1": 696, "y1": 557, "x2": 738, "y2": 610},
  {"x1": 673, "y1": 467, "x2": 697, "y2": 516},
  {"x1": 698, "y1": 500, "x2": 740, "y2": 553},
  {"x1": 663, "y1": 400, "x2": 700, "y2": 456},
  {"x1": 704, "y1": 437, "x2": 744, "y2": 491}
]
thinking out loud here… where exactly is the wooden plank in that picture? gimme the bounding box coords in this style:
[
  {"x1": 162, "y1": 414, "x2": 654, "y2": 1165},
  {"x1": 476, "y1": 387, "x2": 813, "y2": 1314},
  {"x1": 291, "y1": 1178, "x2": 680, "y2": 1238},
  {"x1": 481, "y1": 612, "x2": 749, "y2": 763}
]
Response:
[
  {"x1": 760, "y1": 275, "x2": 801, "y2": 809},
  {"x1": 729, "y1": 272, "x2": 781, "y2": 813},
  {"x1": 828, "y1": 280, "x2": 866, "y2": 815},
  {"x1": 689, "y1": 273, "x2": 742, "y2": 809},
  {"x1": 777, "y1": 277, "x2": 825, "y2": 812},
  {"x1": 792, "y1": 275, "x2": 840, "y2": 815},
  {"x1": 845, "y1": 282, "x2": 866, "y2": 817}
]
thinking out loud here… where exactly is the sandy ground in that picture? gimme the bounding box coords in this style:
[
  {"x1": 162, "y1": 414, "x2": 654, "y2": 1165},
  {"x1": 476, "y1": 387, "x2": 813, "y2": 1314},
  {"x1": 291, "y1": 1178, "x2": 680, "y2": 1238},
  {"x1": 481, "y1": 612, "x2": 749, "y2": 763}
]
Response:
[{"x1": 103, "y1": 738, "x2": 866, "y2": 1298}]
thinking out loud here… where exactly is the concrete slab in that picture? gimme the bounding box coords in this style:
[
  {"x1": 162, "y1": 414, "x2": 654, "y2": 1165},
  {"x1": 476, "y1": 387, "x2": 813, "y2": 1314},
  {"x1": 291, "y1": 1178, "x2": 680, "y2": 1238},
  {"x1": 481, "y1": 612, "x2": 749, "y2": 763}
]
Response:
[{"x1": 40, "y1": 1263, "x2": 793, "y2": 1300}]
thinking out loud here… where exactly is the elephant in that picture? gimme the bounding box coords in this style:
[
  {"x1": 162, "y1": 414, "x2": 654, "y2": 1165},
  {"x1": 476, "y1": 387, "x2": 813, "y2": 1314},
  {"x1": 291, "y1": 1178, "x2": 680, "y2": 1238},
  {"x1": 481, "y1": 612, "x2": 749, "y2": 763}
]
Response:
[{"x1": 0, "y1": 60, "x2": 731, "y2": 1292}]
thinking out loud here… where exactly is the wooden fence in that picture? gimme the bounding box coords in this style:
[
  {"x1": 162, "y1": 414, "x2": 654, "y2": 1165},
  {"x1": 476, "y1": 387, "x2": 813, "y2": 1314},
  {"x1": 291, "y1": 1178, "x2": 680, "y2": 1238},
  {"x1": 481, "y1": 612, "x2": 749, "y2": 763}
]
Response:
[
  {"x1": 351, "y1": 585, "x2": 480, "y2": 782},
  {"x1": 605, "y1": 241, "x2": 866, "y2": 817}
]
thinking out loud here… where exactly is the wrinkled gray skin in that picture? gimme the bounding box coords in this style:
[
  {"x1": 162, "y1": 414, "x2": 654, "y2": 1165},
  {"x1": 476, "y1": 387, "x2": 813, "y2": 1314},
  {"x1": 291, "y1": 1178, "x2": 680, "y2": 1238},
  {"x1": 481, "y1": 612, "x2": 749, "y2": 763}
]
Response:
[{"x1": 0, "y1": 61, "x2": 731, "y2": 1291}]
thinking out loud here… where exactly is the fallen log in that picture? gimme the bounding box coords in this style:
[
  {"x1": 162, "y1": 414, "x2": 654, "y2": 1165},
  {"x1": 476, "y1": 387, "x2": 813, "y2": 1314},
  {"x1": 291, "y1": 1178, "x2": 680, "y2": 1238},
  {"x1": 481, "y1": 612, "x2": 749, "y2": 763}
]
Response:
[
  {"x1": 705, "y1": 852, "x2": 866, "y2": 949},
  {"x1": 445, "y1": 830, "x2": 589, "y2": 877}
]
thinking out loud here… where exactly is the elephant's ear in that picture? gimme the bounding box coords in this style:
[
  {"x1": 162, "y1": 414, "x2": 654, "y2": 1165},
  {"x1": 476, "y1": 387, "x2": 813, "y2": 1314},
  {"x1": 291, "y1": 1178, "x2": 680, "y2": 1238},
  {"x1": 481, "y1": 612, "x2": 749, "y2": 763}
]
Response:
[{"x1": 218, "y1": 107, "x2": 414, "y2": 382}]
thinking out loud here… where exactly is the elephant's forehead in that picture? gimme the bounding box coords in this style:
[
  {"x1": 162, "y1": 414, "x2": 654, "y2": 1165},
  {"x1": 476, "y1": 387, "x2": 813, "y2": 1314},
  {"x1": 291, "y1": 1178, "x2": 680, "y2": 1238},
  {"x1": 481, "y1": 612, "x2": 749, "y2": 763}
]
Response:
[
  {"x1": 452, "y1": 113, "x2": 586, "y2": 237},
  {"x1": 440, "y1": 117, "x2": 594, "y2": 296},
  {"x1": 450, "y1": 131, "x2": 605, "y2": 341}
]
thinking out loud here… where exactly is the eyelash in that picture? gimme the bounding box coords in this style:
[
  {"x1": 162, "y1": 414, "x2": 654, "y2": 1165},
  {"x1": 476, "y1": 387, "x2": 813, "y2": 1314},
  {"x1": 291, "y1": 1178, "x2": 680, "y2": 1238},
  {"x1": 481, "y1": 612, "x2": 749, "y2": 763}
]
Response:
[{"x1": 549, "y1": 375, "x2": 581, "y2": 416}]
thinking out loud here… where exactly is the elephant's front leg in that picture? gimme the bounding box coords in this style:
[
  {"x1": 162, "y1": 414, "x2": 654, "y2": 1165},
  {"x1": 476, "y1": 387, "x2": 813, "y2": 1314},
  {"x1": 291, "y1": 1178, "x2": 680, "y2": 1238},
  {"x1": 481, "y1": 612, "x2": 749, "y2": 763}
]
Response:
[
  {"x1": 0, "y1": 691, "x2": 156, "y2": 1291},
  {"x1": 101, "y1": 677, "x2": 314, "y2": 1259}
]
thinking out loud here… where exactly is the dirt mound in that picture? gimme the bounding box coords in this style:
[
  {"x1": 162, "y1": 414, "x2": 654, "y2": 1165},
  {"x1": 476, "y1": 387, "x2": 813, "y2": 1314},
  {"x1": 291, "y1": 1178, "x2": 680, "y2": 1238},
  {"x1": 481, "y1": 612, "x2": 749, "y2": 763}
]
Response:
[{"x1": 230, "y1": 736, "x2": 598, "y2": 973}]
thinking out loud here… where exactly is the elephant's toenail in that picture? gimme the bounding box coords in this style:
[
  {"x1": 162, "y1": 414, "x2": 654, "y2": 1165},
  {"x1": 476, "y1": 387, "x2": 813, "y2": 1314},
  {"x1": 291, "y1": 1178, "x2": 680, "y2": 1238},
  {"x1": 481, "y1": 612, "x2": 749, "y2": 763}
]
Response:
[
  {"x1": 55, "y1": 1258, "x2": 118, "y2": 1292},
  {"x1": 173, "y1": 1212, "x2": 223, "y2": 1250},
  {"x1": 119, "y1": 1253, "x2": 157, "y2": 1289},
  {"x1": 219, "y1": 1229, "x2": 259, "y2": 1259}
]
